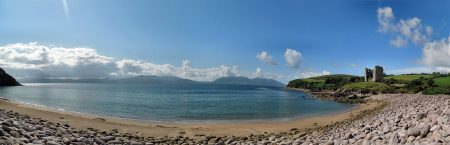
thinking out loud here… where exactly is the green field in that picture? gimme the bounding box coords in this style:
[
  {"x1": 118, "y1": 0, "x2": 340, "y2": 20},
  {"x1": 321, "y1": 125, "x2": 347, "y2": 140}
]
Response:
[
  {"x1": 287, "y1": 74, "x2": 363, "y2": 91},
  {"x1": 385, "y1": 74, "x2": 433, "y2": 81},
  {"x1": 433, "y1": 76, "x2": 450, "y2": 87},
  {"x1": 287, "y1": 73, "x2": 449, "y2": 95},
  {"x1": 302, "y1": 78, "x2": 325, "y2": 83},
  {"x1": 341, "y1": 82, "x2": 391, "y2": 93},
  {"x1": 302, "y1": 74, "x2": 357, "y2": 82}
]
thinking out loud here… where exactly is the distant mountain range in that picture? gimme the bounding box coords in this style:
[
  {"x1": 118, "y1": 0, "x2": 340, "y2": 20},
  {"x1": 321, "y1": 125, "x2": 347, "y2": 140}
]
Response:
[
  {"x1": 18, "y1": 75, "x2": 285, "y2": 87},
  {"x1": 17, "y1": 78, "x2": 109, "y2": 83},
  {"x1": 211, "y1": 76, "x2": 285, "y2": 87},
  {"x1": 111, "y1": 75, "x2": 198, "y2": 84}
]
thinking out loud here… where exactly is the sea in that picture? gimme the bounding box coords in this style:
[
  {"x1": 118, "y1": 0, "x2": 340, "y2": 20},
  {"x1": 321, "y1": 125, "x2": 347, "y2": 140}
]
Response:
[{"x1": 0, "y1": 83, "x2": 355, "y2": 123}]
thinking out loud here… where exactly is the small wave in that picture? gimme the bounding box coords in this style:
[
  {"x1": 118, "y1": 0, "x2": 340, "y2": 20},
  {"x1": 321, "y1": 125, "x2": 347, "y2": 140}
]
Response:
[
  {"x1": 56, "y1": 108, "x2": 66, "y2": 111},
  {"x1": 17, "y1": 101, "x2": 48, "y2": 108},
  {"x1": 15, "y1": 101, "x2": 69, "y2": 113}
]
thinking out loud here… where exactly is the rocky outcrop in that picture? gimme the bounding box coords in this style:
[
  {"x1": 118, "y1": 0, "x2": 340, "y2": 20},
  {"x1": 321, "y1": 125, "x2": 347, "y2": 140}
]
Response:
[{"x1": 0, "y1": 68, "x2": 21, "y2": 86}]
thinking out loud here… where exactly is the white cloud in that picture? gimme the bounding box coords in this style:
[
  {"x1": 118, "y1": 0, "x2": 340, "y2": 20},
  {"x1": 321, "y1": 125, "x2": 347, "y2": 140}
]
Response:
[
  {"x1": 377, "y1": 7, "x2": 450, "y2": 73},
  {"x1": 390, "y1": 36, "x2": 408, "y2": 48},
  {"x1": 422, "y1": 36, "x2": 450, "y2": 68},
  {"x1": 256, "y1": 51, "x2": 277, "y2": 66},
  {"x1": 284, "y1": 48, "x2": 302, "y2": 69},
  {"x1": 249, "y1": 67, "x2": 284, "y2": 81},
  {"x1": 298, "y1": 70, "x2": 331, "y2": 79},
  {"x1": 377, "y1": 7, "x2": 394, "y2": 32},
  {"x1": 398, "y1": 17, "x2": 420, "y2": 38},
  {"x1": 113, "y1": 59, "x2": 176, "y2": 76},
  {"x1": 254, "y1": 67, "x2": 263, "y2": 78},
  {"x1": 377, "y1": 7, "x2": 430, "y2": 47},
  {"x1": 425, "y1": 26, "x2": 433, "y2": 36},
  {"x1": 0, "y1": 42, "x2": 117, "y2": 78},
  {"x1": 387, "y1": 66, "x2": 450, "y2": 75},
  {"x1": 0, "y1": 42, "x2": 249, "y2": 81},
  {"x1": 174, "y1": 60, "x2": 241, "y2": 82}
]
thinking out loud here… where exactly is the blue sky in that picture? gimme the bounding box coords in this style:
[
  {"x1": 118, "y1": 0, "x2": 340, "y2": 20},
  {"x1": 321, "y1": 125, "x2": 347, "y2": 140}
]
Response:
[{"x1": 0, "y1": 0, "x2": 449, "y2": 83}]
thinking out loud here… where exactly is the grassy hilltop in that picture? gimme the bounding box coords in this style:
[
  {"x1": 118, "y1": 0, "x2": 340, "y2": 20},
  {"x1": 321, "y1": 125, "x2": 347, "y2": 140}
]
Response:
[{"x1": 287, "y1": 73, "x2": 450, "y2": 95}]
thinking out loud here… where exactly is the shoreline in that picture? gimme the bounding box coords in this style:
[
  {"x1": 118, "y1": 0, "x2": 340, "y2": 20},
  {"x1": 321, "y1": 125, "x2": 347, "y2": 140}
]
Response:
[
  {"x1": 0, "y1": 97, "x2": 381, "y2": 138},
  {"x1": 1, "y1": 94, "x2": 447, "y2": 144},
  {"x1": 6, "y1": 97, "x2": 360, "y2": 125}
]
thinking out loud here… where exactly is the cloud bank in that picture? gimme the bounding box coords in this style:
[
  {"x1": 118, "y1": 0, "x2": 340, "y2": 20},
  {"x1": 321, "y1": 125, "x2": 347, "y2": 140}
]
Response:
[
  {"x1": 377, "y1": 7, "x2": 450, "y2": 73},
  {"x1": 298, "y1": 70, "x2": 331, "y2": 79},
  {"x1": 422, "y1": 36, "x2": 450, "y2": 69},
  {"x1": 0, "y1": 43, "x2": 249, "y2": 81},
  {"x1": 0, "y1": 43, "x2": 116, "y2": 78}
]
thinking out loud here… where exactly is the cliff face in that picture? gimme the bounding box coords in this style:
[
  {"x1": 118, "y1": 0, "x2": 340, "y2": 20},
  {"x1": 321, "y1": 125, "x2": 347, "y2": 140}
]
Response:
[{"x1": 0, "y1": 68, "x2": 21, "y2": 86}]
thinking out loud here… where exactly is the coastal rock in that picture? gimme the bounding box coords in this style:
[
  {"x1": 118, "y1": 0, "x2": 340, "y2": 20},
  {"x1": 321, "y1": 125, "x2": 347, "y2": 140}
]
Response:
[
  {"x1": 344, "y1": 133, "x2": 353, "y2": 139},
  {"x1": 71, "y1": 142, "x2": 87, "y2": 145},
  {"x1": 407, "y1": 136, "x2": 416, "y2": 142},
  {"x1": 100, "y1": 136, "x2": 115, "y2": 142},
  {"x1": 94, "y1": 138, "x2": 105, "y2": 144},
  {"x1": 416, "y1": 113, "x2": 427, "y2": 120},
  {"x1": 430, "y1": 125, "x2": 441, "y2": 132},
  {"x1": 420, "y1": 125, "x2": 430, "y2": 137},
  {"x1": 77, "y1": 137, "x2": 88, "y2": 142},
  {"x1": 382, "y1": 126, "x2": 391, "y2": 134},
  {"x1": 388, "y1": 133, "x2": 399, "y2": 145},
  {"x1": 0, "y1": 68, "x2": 21, "y2": 86},
  {"x1": 0, "y1": 139, "x2": 12, "y2": 145},
  {"x1": 261, "y1": 140, "x2": 272, "y2": 145},
  {"x1": 131, "y1": 141, "x2": 144, "y2": 145},
  {"x1": 1, "y1": 121, "x2": 12, "y2": 127},
  {"x1": 268, "y1": 136, "x2": 276, "y2": 141},
  {"x1": 46, "y1": 141, "x2": 60, "y2": 145},
  {"x1": 9, "y1": 130, "x2": 20, "y2": 138},
  {"x1": 225, "y1": 138, "x2": 235, "y2": 144},
  {"x1": 2, "y1": 126, "x2": 12, "y2": 132},
  {"x1": 407, "y1": 128, "x2": 421, "y2": 137}
]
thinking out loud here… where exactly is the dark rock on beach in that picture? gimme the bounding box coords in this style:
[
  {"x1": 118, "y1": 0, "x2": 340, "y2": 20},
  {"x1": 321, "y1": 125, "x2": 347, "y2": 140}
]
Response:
[{"x1": 0, "y1": 68, "x2": 21, "y2": 86}]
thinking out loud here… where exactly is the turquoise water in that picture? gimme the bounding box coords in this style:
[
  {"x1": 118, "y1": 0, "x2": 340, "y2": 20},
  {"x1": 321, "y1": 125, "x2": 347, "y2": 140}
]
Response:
[{"x1": 0, "y1": 83, "x2": 355, "y2": 123}]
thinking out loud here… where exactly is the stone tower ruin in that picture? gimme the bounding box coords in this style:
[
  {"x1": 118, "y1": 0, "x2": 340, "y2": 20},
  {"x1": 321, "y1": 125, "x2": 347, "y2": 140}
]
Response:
[
  {"x1": 364, "y1": 66, "x2": 384, "y2": 82},
  {"x1": 364, "y1": 68, "x2": 373, "y2": 82}
]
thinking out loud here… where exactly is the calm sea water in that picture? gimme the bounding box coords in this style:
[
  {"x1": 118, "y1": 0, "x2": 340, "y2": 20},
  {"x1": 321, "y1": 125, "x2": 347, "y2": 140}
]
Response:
[{"x1": 0, "y1": 83, "x2": 355, "y2": 123}]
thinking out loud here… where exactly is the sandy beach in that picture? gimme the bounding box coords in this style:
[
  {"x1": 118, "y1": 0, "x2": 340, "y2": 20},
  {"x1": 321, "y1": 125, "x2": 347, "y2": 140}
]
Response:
[{"x1": 0, "y1": 97, "x2": 380, "y2": 138}]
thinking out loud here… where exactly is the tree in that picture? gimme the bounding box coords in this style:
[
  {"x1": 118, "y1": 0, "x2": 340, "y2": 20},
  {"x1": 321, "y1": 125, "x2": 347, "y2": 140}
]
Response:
[
  {"x1": 410, "y1": 79, "x2": 423, "y2": 86},
  {"x1": 385, "y1": 78, "x2": 396, "y2": 84},
  {"x1": 427, "y1": 79, "x2": 434, "y2": 87}
]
